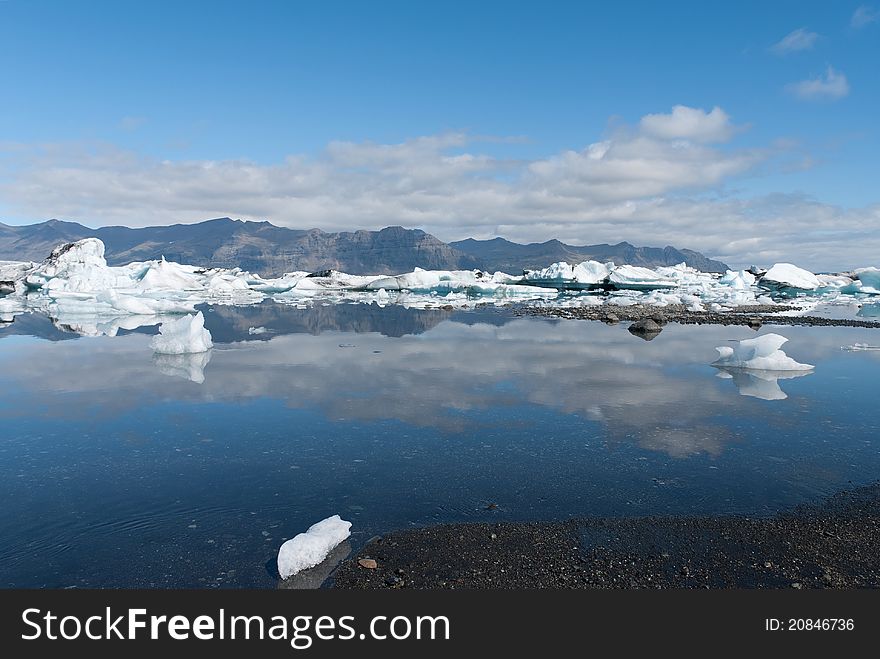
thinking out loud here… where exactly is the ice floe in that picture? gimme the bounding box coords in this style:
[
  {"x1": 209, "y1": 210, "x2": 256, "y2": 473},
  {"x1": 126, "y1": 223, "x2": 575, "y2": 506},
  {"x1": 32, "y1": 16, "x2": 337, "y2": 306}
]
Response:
[
  {"x1": 712, "y1": 333, "x2": 814, "y2": 371},
  {"x1": 277, "y1": 515, "x2": 352, "y2": 579},
  {"x1": 855, "y1": 267, "x2": 880, "y2": 295},
  {"x1": 149, "y1": 312, "x2": 213, "y2": 354},
  {"x1": 761, "y1": 263, "x2": 822, "y2": 291},
  {"x1": 841, "y1": 343, "x2": 880, "y2": 352}
]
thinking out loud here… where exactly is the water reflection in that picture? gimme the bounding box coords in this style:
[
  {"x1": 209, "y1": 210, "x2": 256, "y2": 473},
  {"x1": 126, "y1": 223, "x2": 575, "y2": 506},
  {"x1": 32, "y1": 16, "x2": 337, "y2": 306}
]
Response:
[
  {"x1": 714, "y1": 367, "x2": 813, "y2": 401},
  {"x1": 2, "y1": 303, "x2": 877, "y2": 459},
  {"x1": 152, "y1": 351, "x2": 213, "y2": 384}
]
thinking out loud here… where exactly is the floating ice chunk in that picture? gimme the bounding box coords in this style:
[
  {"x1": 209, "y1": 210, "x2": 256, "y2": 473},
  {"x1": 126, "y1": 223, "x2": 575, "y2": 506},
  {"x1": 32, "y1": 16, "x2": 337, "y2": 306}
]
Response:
[
  {"x1": 523, "y1": 260, "x2": 614, "y2": 287},
  {"x1": 149, "y1": 312, "x2": 213, "y2": 354},
  {"x1": 277, "y1": 515, "x2": 352, "y2": 579},
  {"x1": 854, "y1": 267, "x2": 880, "y2": 295},
  {"x1": 712, "y1": 333, "x2": 813, "y2": 371},
  {"x1": 841, "y1": 343, "x2": 880, "y2": 352},
  {"x1": 366, "y1": 269, "x2": 454, "y2": 292},
  {"x1": 761, "y1": 263, "x2": 821, "y2": 291},
  {"x1": 816, "y1": 274, "x2": 855, "y2": 289},
  {"x1": 26, "y1": 238, "x2": 124, "y2": 293},
  {"x1": 248, "y1": 326, "x2": 268, "y2": 335},
  {"x1": 608, "y1": 265, "x2": 676, "y2": 290},
  {"x1": 136, "y1": 259, "x2": 202, "y2": 291},
  {"x1": 719, "y1": 270, "x2": 756, "y2": 289},
  {"x1": 1, "y1": 260, "x2": 34, "y2": 295},
  {"x1": 96, "y1": 289, "x2": 197, "y2": 315}
]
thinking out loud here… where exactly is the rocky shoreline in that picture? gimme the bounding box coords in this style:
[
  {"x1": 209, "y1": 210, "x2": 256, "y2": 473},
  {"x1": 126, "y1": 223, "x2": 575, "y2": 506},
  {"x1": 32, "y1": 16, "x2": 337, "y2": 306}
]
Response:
[
  {"x1": 331, "y1": 483, "x2": 880, "y2": 589},
  {"x1": 513, "y1": 303, "x2": 880, "y2": 329}
]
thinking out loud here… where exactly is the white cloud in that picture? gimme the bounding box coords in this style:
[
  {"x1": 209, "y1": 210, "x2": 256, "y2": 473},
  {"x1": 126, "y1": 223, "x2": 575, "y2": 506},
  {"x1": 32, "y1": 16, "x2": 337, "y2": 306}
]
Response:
[
  {"x1": 771, "y1": 27, "x2": 820, "y2": 54},
  {"x1": 786, "y1": 66, "x2": 850, "y2": 100},
  {"x1": 851, "y1": 5, "x2": 879, "y2": 28},
  {"x1": 1, "y1": 105, "x2": 878, "y2": 270},
  {"x1": 638, "y1": 105, "x2": 736, "y2": 142}
]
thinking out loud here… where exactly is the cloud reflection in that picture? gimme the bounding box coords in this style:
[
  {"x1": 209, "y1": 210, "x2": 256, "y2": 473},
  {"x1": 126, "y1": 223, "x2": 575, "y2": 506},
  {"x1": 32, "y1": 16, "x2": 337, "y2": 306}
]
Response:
[{"x1": 2, "y1": 307, "x2": 876, "y2": 458}]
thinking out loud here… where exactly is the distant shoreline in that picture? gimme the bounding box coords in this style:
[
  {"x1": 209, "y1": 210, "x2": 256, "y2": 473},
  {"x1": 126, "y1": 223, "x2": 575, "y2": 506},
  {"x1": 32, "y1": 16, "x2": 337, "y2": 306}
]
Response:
[
  {"x1": 331, "y1": 483, "x2": 880, "y2": 589},
  {"x1": 515, "y1": 303, "x2": 880, "y2": 329}
]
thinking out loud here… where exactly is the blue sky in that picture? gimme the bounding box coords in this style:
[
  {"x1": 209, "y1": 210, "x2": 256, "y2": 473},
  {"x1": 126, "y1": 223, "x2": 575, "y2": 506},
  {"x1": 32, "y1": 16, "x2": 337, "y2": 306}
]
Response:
[{"x1": 1, "y1": 0, "x2": 878, "y2": 268}]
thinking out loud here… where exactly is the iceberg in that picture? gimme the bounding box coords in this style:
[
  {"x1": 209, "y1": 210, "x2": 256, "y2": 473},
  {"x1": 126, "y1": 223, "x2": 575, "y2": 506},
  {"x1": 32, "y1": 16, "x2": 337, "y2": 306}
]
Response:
[
  {"x1": 149, "y1": 312, "x2": 213, "y2": 354},
  {"x1": 712, "y1": 333, "x2": 814, "y2": 371},
  {"x1": 277, "y1": 515, "x2": 352, "y2": 579},
  {"x1": 815, "y1": 273, "x2": 856, "y2": 290},
  {"x1": 854, "y1": 267, "x2": 880, "y2": 295},
  {"x1": 4, "y1": 237, "x2": 880, "y2": 323},
  {"x1": 761, "y1": 263, "x2": 821, "y2": 291},
  {"x1": 607, "y1": 264, "x2": 676, "y2": 290},
  {"x1": 719, "y1": 269, "x2": 757, "y2": 289},
  {"x1": 523, "y1": 260, "x2": 614, "y2": 288}
]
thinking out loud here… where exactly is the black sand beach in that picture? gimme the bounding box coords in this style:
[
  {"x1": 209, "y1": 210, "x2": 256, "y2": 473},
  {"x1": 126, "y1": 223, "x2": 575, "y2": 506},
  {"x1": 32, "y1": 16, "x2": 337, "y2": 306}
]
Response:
[{"x1": 332, "y1": 483, "x2": 880, "y2": 589}]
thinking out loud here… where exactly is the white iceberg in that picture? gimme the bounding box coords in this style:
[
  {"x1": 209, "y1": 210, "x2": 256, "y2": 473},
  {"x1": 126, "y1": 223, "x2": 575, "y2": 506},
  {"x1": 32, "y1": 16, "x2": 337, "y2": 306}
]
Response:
[
  {"x1": 712, "y1": 333, "x2": 814, "y2": 371},
  {"x1": 523, "y1": 260, "x2": 614, "y2": 287},
  {"x1": 6, "y1": 236, "x2": 880, "y2": 322},
  {"x1": 608, "y1": 264, "x2": 677, "y2": 289},
  {"x1": 719, "y1": 269, "x2": 757, "y2": 290},
  {"x1": 277, "y1": 515, "x2": 352, "y2": 579},
  {"x1": 149, "y1": 312, "x2": 213, "y2": 354},
  {"x1": 761, "y1": 263, "x2": 821, "y2": 291}
]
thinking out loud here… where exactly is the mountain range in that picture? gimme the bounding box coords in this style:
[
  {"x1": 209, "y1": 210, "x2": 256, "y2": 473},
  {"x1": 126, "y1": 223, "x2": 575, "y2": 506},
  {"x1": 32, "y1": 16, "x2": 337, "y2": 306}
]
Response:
[{"x1": 0, "y1": 218, "x2": 729, "y2": 276}]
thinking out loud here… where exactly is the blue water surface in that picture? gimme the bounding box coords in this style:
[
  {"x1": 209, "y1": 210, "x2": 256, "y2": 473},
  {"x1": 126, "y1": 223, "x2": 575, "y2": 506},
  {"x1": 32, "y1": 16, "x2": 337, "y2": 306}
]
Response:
[{"x1": 1, "y1": 302, "x2": 878, "y2": 587}]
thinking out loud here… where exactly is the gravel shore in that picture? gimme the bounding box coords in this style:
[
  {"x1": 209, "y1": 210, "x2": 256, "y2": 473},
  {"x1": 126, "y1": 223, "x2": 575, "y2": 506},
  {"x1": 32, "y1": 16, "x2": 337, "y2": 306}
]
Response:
[
  {"x1": 513, "y1": 303, "x2": 880, "y2": 328},
  {"x1": 332, "y1": 484, "x2": 880, "y2": 589}
]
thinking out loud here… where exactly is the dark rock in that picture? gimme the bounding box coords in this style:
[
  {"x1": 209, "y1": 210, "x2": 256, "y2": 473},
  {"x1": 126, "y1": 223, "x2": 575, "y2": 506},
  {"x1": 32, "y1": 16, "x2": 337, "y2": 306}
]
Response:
[{"x1": 628, "y1": 319, "x2": 663, "y2": 340}]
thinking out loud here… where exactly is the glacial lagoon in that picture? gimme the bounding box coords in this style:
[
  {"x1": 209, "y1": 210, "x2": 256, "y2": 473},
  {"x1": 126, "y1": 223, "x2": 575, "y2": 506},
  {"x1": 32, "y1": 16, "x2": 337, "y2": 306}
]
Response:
[{"x1": 1, "y1": 302, "x2": 878, "y2": 587}]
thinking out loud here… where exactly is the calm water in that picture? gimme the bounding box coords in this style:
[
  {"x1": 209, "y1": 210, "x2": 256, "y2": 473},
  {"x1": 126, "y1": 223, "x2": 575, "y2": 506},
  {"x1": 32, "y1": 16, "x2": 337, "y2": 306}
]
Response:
[{"x1": 1, "y1": 302, "x2": 879, "y2": 587}]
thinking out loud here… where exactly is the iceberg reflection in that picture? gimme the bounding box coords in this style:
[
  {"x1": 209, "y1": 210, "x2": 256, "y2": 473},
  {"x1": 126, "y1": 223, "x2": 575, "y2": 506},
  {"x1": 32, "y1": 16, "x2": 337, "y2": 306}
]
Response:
[
  {"x1": 152, "y1": 350, "x2": 213, "y2": 384},
  {"x1": 714, "y1": 366, "x2": 813, "y2": 401}
]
